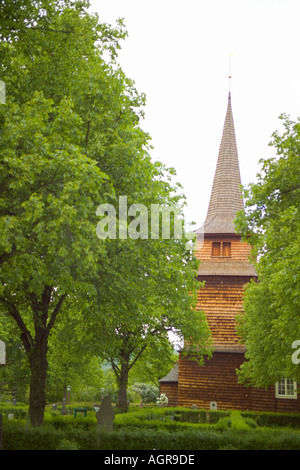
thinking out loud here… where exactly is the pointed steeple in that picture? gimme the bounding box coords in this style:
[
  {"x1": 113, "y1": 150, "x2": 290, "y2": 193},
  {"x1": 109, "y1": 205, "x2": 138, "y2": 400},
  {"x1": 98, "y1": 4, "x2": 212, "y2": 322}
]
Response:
[{"x1": 203, "y1": 92, "x2": 244, "y2": 234}]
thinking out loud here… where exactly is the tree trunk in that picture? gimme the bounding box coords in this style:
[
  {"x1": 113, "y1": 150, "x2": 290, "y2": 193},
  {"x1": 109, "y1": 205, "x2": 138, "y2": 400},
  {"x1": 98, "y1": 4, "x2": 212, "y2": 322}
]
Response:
[
  {"x1": 116, "y1": 363, "x2": 129, "y2": 411},
  {"x1": 3, "y1": 288, "x2": 66, "y2": 427},
  {"x1": 28, "y1": 339, "x2": 48, "y2": 427}
]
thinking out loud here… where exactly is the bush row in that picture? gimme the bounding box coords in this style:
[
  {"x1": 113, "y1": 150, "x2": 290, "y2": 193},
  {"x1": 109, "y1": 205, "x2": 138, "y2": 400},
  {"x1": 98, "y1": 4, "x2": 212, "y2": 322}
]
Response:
[
  {"x1": 0, "y1": 405, "x2": 28, "y2": 419},
  {"x1": 241, "y1": 410, "x2": 300, "y2": 429},
  {"x1": 114, "y1": 407, "x2": 300, "y2": 429},
  {"x1": 171, "y1": 408, "x2": 300, "y2": 428},
  {"x1": 3, "y1": 420, "x2": 300, "y2": 450},
  {"x1": 2, "y1": 404, "x2": 300, "y2": 429}
]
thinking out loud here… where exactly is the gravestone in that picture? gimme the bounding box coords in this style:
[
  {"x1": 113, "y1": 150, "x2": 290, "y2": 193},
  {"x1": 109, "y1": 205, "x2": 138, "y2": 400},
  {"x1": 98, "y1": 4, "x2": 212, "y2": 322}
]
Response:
[
  {"x1": 0, "y1": 341, "x2": 6, "y2": 365},
  {"x1": 210, "y1": 401, "x2": 217, "y2": 411},
  {"x1": 96, "y1": 395, "x2": 115, "y2": 432}
]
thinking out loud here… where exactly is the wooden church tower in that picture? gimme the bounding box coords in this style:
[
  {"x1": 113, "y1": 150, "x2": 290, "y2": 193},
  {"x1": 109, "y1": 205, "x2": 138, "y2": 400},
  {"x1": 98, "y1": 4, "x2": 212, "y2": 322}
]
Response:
[{"x1": 160, "y1": 92, "x2": 300, "y2": 412}]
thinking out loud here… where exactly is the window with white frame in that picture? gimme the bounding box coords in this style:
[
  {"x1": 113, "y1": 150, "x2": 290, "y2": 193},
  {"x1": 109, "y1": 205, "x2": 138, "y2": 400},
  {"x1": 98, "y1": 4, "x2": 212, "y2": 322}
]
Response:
[{"x1": 275, "y1": 378, "x2": 297, "y2": 399}]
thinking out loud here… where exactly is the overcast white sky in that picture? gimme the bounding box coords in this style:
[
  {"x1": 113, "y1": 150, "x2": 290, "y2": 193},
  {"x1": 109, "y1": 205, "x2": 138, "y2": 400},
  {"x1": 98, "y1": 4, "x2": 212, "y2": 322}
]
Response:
[{"x1": 89, "y1": 0, "x2": 300, "y2": 228}]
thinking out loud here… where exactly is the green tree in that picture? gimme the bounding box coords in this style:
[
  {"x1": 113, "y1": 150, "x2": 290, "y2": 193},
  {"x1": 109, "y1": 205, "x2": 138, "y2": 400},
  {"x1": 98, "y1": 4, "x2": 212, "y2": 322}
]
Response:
[
  {"x1": 0, "y1": 0, "x2": 53, "y2": 41},
  {"x1": 83, "y1": 221, "x2": 212, "y2": 410},
  {"x1": 131, "y1": 382, "x2": 158, "y2": 404},
  {"x1": 0, "y1": 91, "x2": 106, "y2": 425},
  {"x1": 0, "y1": 0, "x2": 145, "y2": 426},
  {"x1": 235, "y1": 113, "x2": 300, "y2": 387},
  {"x1": 46, "y1": 310, "x2": 105, "y2": 403},
  {"x1": 129, "y1": 343, "x2": 179, "y2": 388},
  {"x1": 0, "y1": 0, "x2": 212, "y2": 423},
  {"x1": 0, "y1": 313, "x2": 30, "y2": 403}
]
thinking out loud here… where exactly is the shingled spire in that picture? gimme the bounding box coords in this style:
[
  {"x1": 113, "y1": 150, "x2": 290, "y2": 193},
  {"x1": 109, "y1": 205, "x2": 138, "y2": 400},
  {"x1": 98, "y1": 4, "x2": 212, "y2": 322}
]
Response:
[{"x1": 203, "y1": 92, "x2": 244, "y2": 234}]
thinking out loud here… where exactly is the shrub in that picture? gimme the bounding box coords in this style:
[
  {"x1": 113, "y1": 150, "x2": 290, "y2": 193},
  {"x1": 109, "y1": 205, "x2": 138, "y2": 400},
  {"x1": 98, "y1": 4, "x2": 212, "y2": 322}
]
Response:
[
  {"x1": 3, "y1": 418, "x2": 300, "y2": 450},
  {"x1": 131, "y1": 383, "x2": 159, "y2": 403},
  {"x1": 44, "y1": 411, "x2": 97, "y2": 430},
  {"x1": 242, "y1": 411, "x2": 300, "y2": 429},
  {"x1": 3, "y1": 422, "x2": 64, "y2": 450},
  {"x1": 0, "y1": 405, "x2": 28, "y2": 419},
  {"x1": 3, "y1": 405, "x2": 300, "y2": 450},
  {"x1": 56, "y1": 439, "x2": 80, "y2": 450},
  {"x1": 156, "y1": 394, "x2": 168, "y2": 407},
  {"x1": 216, "y1": 411, "x2": 257, "y2": 431},
  {"x1": 98, "y1": 428, "x2": 224, "y2": 450},
  {"x1": 178, "y1": 409, "x2": 229, "y2": 424}
]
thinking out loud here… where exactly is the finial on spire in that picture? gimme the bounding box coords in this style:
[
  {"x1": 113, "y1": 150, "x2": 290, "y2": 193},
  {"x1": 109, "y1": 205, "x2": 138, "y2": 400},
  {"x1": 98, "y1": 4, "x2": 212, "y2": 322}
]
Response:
[{"x1": 228, "y1": 53, "x2": 233, "y2": 93}]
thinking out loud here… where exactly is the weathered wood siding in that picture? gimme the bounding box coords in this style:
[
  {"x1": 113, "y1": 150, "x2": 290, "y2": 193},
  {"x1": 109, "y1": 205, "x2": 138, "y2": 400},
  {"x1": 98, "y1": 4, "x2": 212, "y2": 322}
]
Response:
[
  {"x1": 159, "y1": 382, "x2": 178, "y2": 407},
  {"x1": 177, "y1": 234, "x2": 300, "y2": 412},
  {"x1": 195, "y1": 236, "x2": 253, "y2": 262},
  {"x1": 196, "y1": 275, "x2": 248, "y2": 350},
  {"x1": 178, "y1": 353, "x2": 300, "y2": 413}
]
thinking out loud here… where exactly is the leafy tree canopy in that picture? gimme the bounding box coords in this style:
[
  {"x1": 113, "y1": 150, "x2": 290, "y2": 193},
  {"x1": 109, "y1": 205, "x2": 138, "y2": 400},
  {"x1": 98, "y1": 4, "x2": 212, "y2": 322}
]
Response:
[
  {"x1": 235, "y1": 114, "x2": 300, "y2": 387},
  {"x1": 0, "y1": 0, "x2": 211, "y2": 422}
]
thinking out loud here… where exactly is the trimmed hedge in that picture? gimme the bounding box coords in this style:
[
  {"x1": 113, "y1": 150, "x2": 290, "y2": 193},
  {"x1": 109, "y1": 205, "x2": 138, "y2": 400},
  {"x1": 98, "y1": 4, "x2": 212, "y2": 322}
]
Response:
[
  {"x1": 0, "y1": 404, "x2": 28, "y2": 419},
  {"x1": 2, "y1": 405, "x2": 300, "y2": 450},
  {"x1": 241, "y1": 410, "x2": 300, "y2": 429},
  {"x1": 3, "y1": 421, "x2": 300, "y2": 450},
  {"x1": 114, "y1": 407, "x2": 300, "y2": 429},
  {"x1": 1, "y1": 404, "x2": 300, "y2": 428}
]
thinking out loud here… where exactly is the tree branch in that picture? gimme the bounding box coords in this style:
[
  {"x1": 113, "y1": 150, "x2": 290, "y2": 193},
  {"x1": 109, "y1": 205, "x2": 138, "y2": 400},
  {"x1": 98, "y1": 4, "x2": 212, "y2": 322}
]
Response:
[
  {"x1": 30, "y1": 26, "x2": 73, "y2": 34},
  {"x1": 85, "y1": 120, "x2": 91, "y2": 147},
  {"x1": 42, "y1": 285, "x2": 53, "y2": 311},
  {"x1": 0, "y1": 297, "x2": 34, "y2": 352},
  {"x1": 128, "y1": 344, "x2": 147, "y2": 372},
  {"x1": 46, "y1": 293, "x2": 67, "y2": 334},
  {"x1": 110, "y1": 360, "x2": 120, "y2": 379}
]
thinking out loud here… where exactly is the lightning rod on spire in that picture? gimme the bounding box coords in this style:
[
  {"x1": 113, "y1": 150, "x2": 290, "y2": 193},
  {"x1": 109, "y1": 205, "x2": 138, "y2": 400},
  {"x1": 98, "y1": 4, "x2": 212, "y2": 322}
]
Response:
[{"x1": 229, "y1": 53, "x2": 233, "y2": 94}]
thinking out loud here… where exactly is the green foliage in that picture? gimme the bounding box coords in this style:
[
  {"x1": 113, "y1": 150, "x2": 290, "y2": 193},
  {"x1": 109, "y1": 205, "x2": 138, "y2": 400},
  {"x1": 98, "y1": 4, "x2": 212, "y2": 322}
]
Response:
[
  {"x1": 129, "y1": 345, "x2": 179, "y2": 388},
  {"x1": 178, "y1": 409, "x2": 227, "y2": 424},
  {"x1": 216, "y1": 411, "x2": 257, "y2": 431},
  {"x1": 112, "y1": 407, "x2": 229, "y2": 430},
  {"x1": 0, "y1": 0, "x2": 212, "y2": 423},
  {"x1": 0, "y1": 321, "x2": 30, "y2": 403},
  {"x1": 0, "y1": 404, "x2": 28, "y2": 419},
  {"x1": 3, "y1": 417, "x2": 300, "y2": 450},
  {"x1": 235, "y1": 113, "x2": 300, "y2": 386},
  {"x1": 131, "y1": 383, "x2": 158, "y2": 403},
  {"x1": 46, "y1": 352, "x2": 105, "y2": 403},
  {"x1": 55, "y1": 438, "x2": 80, "y2": 450},
  {"x1": 2, "y1": 406, "x2": 300, "y2": 449},
  {"x1": 242, "y1": 410, "x2": 300, "y2": 429},
  {"x1": 43, "y1": 411, "x2": 96, "y2": 430}
]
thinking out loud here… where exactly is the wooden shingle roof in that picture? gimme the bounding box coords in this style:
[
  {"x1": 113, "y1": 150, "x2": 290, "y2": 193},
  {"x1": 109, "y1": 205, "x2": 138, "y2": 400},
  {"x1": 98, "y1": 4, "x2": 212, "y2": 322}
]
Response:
[
  {"x1": 197, "y1": 260, "x2": 256, "y2": 277},
  {"x1": 159, "y1": 363, "x2": 179, "y2": 383},
  {"x1": 203, "y1": 93, "x2": 244, "y2": 234}
]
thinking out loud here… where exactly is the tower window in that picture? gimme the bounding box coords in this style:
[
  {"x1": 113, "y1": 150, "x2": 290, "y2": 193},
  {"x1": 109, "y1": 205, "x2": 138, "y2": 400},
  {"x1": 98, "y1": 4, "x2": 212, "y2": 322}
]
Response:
[
  {"x1": 211, "y1": 242, "x2": 231, "y2": 257},
  {"x1": 212, "y1": 242, "x2": 221, "y2": 257},
  {"x1": 223, "y1": 242, "x2": 231, "y2": 257}
]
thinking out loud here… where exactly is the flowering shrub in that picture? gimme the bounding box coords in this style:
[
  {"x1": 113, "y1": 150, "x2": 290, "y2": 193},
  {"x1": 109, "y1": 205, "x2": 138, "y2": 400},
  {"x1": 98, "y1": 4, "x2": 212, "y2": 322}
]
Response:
[{"x1": 156, "y1": 394, "x2": 168, "y2": 407}]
